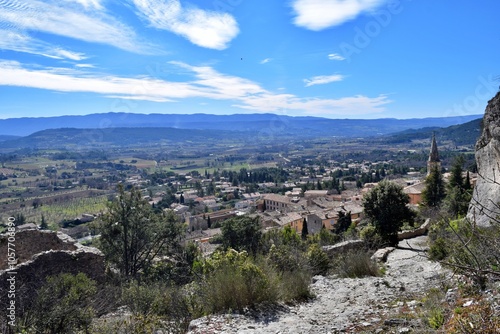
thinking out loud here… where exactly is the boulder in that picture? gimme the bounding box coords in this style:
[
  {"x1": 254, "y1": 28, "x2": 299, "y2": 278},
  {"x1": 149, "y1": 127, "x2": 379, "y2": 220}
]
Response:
[{"x1": 322, "y1": 239, "x2": 365, "y2": 258}]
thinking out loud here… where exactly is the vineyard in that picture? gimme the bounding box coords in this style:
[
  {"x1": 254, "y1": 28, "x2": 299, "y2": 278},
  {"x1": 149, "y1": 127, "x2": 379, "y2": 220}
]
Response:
[{"x1": 1, "y1": 195, "x2": 109, "y2": 229}]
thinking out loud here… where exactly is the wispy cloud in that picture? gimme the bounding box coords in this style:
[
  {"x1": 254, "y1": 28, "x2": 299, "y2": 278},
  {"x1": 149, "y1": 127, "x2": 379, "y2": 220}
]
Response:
[
  {"x1": 0, "y1": 0, "x2": 153, "y2": 54},
  {"x1": 304, "y1": 74, "x2": 344, "y2": 87},
  {"x1": 235, "y1": 94, "x2": 391, "y2": 115},
  {"x1": 131, "y1": 0, "x2": 239, "y2": 50},
  {"x1": 0, "y1": 29, "x2": 88, "y2": 60},
  {"x1": 0, "y1": 60, "x2": 390, "y2": 116},
  {"x1": 260, "y1": 58, "x2": 272, "y2": 64},
  {"x1": 75, "y1": 63, "x2": 95, "y2": 68},
  {"x1": 328, "y1": 53, "x2": 345, "y2": 61},
  {"x1": 292, "y1": 0, "x2": 387, "y2": 30},
  {"x1": 68, "y1": 0, "x2": 104, "y2": 10}
]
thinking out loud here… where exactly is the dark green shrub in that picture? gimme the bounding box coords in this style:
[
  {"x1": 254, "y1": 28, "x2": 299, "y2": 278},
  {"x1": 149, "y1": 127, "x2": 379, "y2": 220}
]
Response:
[
  {"x1": 307, "y1": 244, "x2": 330, "y2": 275},
  {"x1": 26, "y1": 273, "x2": 97, "y2": 334}
]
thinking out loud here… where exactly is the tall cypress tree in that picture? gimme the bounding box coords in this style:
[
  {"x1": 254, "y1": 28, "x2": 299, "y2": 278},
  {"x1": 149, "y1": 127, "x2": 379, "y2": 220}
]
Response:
[
  {"x1": 301, "y1": 218, "x2": 309, "y2": 240},
  {"x1": 422, "y1": 165, "x2": 446, "y2": 207}
]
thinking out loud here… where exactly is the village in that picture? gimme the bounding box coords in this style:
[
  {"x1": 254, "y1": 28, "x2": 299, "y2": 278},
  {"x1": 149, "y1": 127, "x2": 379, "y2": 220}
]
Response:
[{"x1": 121, "y1": 135, "x2": 474, "y2": 250}]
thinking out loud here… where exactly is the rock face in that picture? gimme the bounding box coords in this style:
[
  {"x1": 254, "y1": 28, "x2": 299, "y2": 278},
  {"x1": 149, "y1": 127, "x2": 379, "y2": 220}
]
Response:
[{"x1": 468, "y1": 91, "x2": 500, "y2": 226}]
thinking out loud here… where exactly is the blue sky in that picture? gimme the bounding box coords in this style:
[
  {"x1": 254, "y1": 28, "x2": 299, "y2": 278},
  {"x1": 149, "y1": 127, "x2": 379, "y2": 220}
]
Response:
[{"x1": 0, "y1": 0, "x2": 499, "y2": 120}]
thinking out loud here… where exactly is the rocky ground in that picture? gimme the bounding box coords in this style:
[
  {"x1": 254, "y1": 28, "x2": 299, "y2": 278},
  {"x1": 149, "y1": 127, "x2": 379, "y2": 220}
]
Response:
[{"x1": 187, "y1": 236, "x2": 452, "y2": 334}]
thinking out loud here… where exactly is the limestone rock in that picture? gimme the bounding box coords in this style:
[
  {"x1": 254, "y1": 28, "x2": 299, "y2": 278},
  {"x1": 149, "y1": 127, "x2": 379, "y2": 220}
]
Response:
[
  {"x1": 468, "y1": 91, "x2": 500, "y2": 226},
  {"x1": 321, "y1": 239, "x2": 364, "y2": 258}
]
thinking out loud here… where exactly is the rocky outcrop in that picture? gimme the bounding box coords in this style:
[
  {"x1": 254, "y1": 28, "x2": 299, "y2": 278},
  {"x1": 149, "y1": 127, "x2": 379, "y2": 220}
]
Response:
[
  {"x1": 468, "y1": 91, "x2": 500, "y2": 226},
  {"x1": 321, "y1": 239, "x2": 364, "y2": 258},
  {"x1": 0, "y1": 230, "x2": 106, "y2": 323}
]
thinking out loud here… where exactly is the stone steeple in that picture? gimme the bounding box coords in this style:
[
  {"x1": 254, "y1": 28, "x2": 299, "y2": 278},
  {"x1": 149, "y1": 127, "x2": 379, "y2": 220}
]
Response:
[{"x1": 427, "y1": 133, "x2": 441, "y2": 175}]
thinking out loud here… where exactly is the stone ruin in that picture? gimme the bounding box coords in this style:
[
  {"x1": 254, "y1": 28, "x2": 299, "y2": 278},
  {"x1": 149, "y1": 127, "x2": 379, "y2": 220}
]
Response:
[{"x1": 0, "y1": 229, "x2": 106, "y2": 326}]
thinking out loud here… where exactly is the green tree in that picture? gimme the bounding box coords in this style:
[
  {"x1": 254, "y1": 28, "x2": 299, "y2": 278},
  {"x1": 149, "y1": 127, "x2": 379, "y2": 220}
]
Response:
[
  {"x1": 221, "y1": 216, "x2": 262, "y2": 255},
  {"x1": 443, "y1": 156, "x2": 472, "y2": 217},
  {"x1": 422, "y1": 165, "x2": 446, "y2": 208},
  {"x1": 363, "y1": 180, "x2": 415, "y2": 246},
  {"x1": 301, "y1": 218, "x2": 309, "y2": 240},
  {"x1": 448, "y1": 155, "x2": 465, "y2": 189},
  {"x1": 14, "y1": 213, "x2": 26, "y2": 226},
  {"x1": 98, "y1": 185, "x2": 184, "y2": 279},
  {"x1": 40, "y1": 214, "x2": 48, "y2": 230},
  {"x1": 334, "y1": 211, "x2": 352, "y2": 235}
]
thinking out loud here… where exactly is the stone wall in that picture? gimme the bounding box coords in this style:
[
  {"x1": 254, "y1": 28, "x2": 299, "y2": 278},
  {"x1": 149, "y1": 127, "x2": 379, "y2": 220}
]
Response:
[
  {"x1": 397, "y1": 219, "x2": 431, "y2": 241},
  {"x1": 0, "y1": 230, "x2": 106, "y2": 324},
  {"x1": 0, "y1": 230, "x2": 77, "y2": 270}
]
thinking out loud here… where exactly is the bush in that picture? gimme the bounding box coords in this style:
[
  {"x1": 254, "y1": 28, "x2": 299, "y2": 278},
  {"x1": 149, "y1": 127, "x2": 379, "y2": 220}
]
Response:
[
  {"x1": 332, "y1": 250, "x2": 380, "y2": 278},
  {"x1": 24, "y1": 273, "x2": 97, "y2": 334},
  {"x1": 120, "y1": 281, "x2": 191, "y2": 333},
  {"x1": 359, "y1": 224, "x2": 383, "y2": 249},
  {"x1": 267, "y1": 244, "x2": 305, "y2": 273},
  {"x1": 193, "y1": 248, "x2": 313, "y2": 313},
  {"x1": 195, "y1": 249, "x2": 276, "y2": 313},
  {"x1": 429, "y1": 218, "x2": 500, "y2": 288},
  {"x1": 428, "y1": 237, "x2": 449, "y2": 261},
  {"x1": 307, "y1": 244, "x2": 330, "y2": 275},
  {"x1": 277, "y1": 269, "x2": 313, "y2": 302}
]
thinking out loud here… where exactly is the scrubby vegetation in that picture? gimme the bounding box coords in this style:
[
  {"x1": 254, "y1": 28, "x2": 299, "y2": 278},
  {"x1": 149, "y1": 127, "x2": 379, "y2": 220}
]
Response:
[{"x1": 10, "y1": 187, "x2": 387, "y2": 334}]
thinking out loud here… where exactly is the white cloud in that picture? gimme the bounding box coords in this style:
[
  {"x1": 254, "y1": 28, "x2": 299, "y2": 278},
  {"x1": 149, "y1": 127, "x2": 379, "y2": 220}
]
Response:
[
  {"x1": 0, "y1": 60, "x2": 391, "y2": 116},
  {"x1": 66, "y1": 0, "x2": 103, "y2": 10},
  {"x1": 260, "y1": 58, "x2": 272, "y2": 64},
  {"x1": 75, "y1": 63, "x2": 95, "y2": 68},
  {"x1": 132, "y1": 0, "x2": 239, "y2": 50},
  {"x1": 0, "y1": 0, "x2": 153, "y2": 54},
  {"x1": 235, "y1": 94, "x2": 391, "y2": 115},
  {"x1": 328, "y1": 53, "x2": 345, "y2": 61},
  {"x1": 0, "y1": 29, "x2": 88, "y2": 60},
  {"x1": 304, "y1": 74, "x2": 344, "y2": 87},
  {"x1": 292, "y1": 0, "x2": 387, "y2": 30}
]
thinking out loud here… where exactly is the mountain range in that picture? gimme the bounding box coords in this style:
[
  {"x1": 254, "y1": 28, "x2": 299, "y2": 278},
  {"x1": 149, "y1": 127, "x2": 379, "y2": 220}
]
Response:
[
  {"x1": 0, "y1": 113, "x2": 484, "y2": 151},
  {"x1": 0, "y1": 112, "x2": 482, "y2": 138}
]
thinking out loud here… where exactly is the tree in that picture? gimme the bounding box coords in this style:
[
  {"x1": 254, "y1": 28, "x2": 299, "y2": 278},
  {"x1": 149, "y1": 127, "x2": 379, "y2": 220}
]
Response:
[
  {"x1": 14, "y1": 213, "x2": 26, "y2": 226},
  {"x1": 334, "y1": 211, "x2": 352, "y2": 235},
  {"x1": 422, "y1": 165, "x2": 446, "y2": 208},
  {"x1": 40, "y1": 214, "x2": 48, "y2": 230},
  {"x1": 448, "y1": 155, "x2": 465, "y2": 189},
  {"x1": 98, "y1": 185, "x2": 184, "y2": 279},
  {"x1": 362, "y1": 180, "x2": 415, "y2": 246},
  {"x1": 444, "y1": 156, "x2": 472, "y2": 217},
  {"x1": 221, "y1": 216, "x2": 262, "y2": 255},
  {"x1": 301, "y1": 218, "x2": 309, "y2": 240}
]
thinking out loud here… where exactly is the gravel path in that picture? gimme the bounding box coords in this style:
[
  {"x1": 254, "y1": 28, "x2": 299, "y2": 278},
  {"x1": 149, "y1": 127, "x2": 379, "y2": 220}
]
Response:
[{"x1": 187, "y1": 236, "x2": 451, "y2": 333}]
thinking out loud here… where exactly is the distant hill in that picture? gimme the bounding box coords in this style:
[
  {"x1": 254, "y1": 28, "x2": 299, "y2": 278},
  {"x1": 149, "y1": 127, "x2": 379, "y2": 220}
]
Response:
[
  {"x1": 0, "y1": 112, "x2": 483, "y2": 137},
  {"x1": 384, "y1": 118, "x2": 482, "y2": 147},
  {"x1": 0, "y1": 117, "x2": 484, "y2": 151},
  {"x1": 0, "y1": 127, "x2": 246, "y2": 150},
  {"x1": 0, "y1": 135, "x2": 20, "y2": 142}
]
